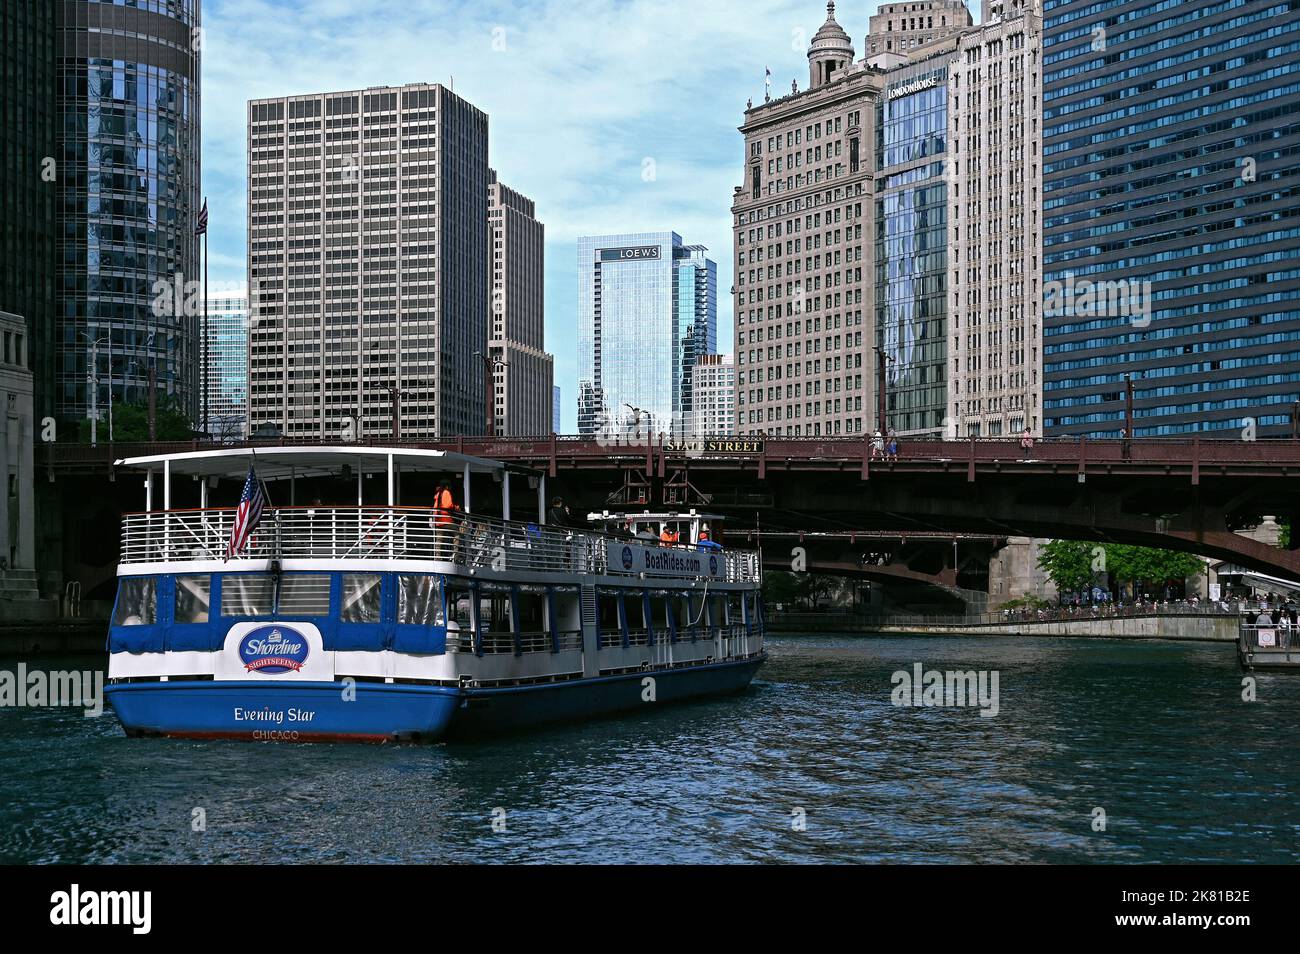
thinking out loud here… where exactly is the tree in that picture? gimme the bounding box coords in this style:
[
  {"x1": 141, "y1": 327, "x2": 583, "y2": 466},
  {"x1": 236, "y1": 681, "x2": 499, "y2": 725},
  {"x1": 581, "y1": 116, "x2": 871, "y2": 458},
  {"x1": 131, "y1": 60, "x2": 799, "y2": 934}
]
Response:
[
  {"x1": 763, "y1": 571, "x2": 801, "y2": 607},
  {"x1": 78, "y1": 400, "x2": 193, "y2": 443},
  {"x1": 1037, "y1": 539, "x2": 1204, "y2": 599},
  {"x1": 1036, "y1": 540, "x2": 1098, "y2": 594},
  {"x1": 798, "y1": 573, "x2": 838, "y2": 609},
  {"x1": 1104, "y1": 544, "x2": 1203, "y2": 593}
]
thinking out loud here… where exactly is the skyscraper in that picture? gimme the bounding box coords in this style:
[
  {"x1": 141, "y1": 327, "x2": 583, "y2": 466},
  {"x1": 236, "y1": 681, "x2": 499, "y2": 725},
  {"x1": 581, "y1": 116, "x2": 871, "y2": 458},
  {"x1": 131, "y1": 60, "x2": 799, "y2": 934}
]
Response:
[
  {"x1": 867, "y1": 0, "x2": 973, "y2": 58},
  {"x1": 246, "y1": 83, "x2": 489, "y2": 439},
  {"x1": 733, "y1": 2, "x2": 882, "y2": 437},
  {"x1": 56, "y1": 0, "x2": 203, "y2": 429},
  {"x1": 488, "y1": 169, "x2": 553, "y2": 436},
  {"x1": 1041, "y1": 0, "x2": 1300, "y2": 437},
  {"x1": 875, "y1": 47, "x2": 958, "y2": 436},
  {"x1": 0, "y1": 1, "x2": 57, "y2": 426},
  {"x1": 691, "y1": 353, "x2": 737, "y2": 437},
  {"x1": 202, "y1": 292, "x2": 248, "y2": 439},
  {"x1": 577, "y1": 232, "x2": 716, "y2": 438},
  {"x1": 946, "y1": 0, "x2": 1043, "y2": 437}
]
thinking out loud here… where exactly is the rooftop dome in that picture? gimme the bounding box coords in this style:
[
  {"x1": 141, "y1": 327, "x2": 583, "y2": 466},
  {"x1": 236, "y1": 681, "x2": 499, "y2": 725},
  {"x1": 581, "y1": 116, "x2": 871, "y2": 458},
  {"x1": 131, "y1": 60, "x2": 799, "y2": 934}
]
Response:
[{"x1": 808, "y1": 2, "x2": 855, "y2": 88}]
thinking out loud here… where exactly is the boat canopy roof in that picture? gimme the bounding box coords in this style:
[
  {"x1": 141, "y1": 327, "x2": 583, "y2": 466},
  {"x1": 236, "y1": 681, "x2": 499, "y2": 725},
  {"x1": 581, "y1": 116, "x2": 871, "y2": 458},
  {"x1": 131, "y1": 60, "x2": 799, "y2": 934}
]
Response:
[{"x1": 114, "y1": 445, "x2": 531, "y2": 481}]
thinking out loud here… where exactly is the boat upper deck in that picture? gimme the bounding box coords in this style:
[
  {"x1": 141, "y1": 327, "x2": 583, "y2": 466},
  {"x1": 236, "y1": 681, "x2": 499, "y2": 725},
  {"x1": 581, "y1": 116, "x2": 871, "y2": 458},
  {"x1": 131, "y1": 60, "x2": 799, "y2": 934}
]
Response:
[{"x1": 114, "y1": 446, "x2": 761, "y2": 585}]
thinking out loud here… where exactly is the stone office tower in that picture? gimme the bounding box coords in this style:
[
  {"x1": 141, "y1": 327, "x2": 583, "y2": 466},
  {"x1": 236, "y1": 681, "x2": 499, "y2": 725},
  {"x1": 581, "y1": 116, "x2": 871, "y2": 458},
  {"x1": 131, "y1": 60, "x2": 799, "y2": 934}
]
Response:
[
  {"x1": 733, "y1": 3, "x2": 883, "y2": 437},
  {"x1": 246, "y1": 83, "x2": 489, "y2": 439},
  {"x1": 487, "y1": 169, "x2": 553, "y2": 436},
  {"x1": 947, "y1": 0, "x2": 1044, "y2": 437}
]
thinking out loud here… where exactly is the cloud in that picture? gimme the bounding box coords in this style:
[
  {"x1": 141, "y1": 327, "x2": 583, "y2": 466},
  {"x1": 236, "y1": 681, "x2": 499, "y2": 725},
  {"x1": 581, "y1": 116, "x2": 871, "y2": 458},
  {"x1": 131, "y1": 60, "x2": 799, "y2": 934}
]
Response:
[{"x1": 202, "y1": 0, "x2": 879, "y2": 430}]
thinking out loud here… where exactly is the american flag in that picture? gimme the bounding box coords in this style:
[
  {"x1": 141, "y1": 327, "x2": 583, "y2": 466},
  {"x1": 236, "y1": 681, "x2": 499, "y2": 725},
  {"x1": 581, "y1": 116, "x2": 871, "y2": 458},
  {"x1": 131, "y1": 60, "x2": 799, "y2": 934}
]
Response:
[
  {"x1": 225, "y1": 465, "x2": 265, "y2": 561},
  {"x1": 195, "y1": 199, "x2": 208, "y2": 236}
]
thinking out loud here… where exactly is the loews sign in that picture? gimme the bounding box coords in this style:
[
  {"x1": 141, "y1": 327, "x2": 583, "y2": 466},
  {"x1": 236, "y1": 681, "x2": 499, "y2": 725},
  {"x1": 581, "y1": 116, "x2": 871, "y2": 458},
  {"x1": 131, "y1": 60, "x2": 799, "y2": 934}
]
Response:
[{"x1": 599, "y1": 245, "x2": 662, "y2": 263}]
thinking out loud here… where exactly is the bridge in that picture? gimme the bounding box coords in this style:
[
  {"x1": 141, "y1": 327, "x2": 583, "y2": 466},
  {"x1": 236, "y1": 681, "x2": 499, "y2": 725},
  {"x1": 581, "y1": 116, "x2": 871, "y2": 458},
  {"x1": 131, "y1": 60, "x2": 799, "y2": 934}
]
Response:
[{"x1": 38, "y1": 434, "x2": 1300, "y2": 596}]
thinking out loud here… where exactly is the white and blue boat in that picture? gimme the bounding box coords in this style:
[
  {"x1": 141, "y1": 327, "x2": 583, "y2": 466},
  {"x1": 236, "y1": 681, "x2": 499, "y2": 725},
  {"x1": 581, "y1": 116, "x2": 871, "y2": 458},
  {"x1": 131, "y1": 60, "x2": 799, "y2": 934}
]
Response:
[{"x1": 103, "y1": 446, "x2": 766, "y2": 742}]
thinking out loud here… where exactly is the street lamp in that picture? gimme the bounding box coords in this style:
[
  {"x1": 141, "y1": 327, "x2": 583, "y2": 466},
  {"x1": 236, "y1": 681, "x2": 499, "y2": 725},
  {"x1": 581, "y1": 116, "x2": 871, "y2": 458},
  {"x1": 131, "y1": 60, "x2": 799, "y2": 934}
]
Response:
[
  {"x1": 79, "y1": 331, "x2": 112, "y2": 446},
  {"x1": 872, "y1": 346, "x2": 891, "y2": 435},
  {"x1": 624, "y1": 403, "x2": 646, "y2": 439},
  {"x1": 474, "y1": 350, "x2": 506, "y2": 437}
]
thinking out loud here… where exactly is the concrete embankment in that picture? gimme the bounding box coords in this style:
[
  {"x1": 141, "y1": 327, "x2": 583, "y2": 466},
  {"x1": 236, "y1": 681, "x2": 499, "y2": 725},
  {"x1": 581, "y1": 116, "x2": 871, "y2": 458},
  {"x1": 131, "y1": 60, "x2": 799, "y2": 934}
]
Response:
[{"x1": 771, "y1": 614, "x2": 1238, "y2": 642}]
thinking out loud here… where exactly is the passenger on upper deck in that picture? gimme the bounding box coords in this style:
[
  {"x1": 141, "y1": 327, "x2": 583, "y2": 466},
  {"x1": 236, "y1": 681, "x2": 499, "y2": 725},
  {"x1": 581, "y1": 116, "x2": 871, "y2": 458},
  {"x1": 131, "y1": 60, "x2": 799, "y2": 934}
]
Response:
[
  {"x1": 698, "y1": 523, "x2": 723, "y2": 552},
  {"x1": 660, "y1": 524, "x2": 680, "y2": 547}
]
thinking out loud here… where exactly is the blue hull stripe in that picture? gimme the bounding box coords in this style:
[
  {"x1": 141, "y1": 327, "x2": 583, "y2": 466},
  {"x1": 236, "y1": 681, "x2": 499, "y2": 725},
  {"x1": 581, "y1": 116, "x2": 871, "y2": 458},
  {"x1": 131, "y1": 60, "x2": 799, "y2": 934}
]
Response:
[{"x1": 105, "y1": 655, "x2": 767, "y2": 742}]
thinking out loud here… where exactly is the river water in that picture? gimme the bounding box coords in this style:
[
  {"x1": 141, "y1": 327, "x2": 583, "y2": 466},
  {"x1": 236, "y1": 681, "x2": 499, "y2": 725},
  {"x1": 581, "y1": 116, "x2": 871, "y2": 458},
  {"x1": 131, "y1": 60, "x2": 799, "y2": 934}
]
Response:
[{"x1": 1, "y1": 634, "x2": 1296, "y2": 864}]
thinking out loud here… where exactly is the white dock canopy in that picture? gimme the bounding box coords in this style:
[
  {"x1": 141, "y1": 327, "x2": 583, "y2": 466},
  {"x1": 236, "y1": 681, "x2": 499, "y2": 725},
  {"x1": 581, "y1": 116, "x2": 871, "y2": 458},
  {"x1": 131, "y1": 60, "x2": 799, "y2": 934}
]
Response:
[{"x1": 114, "y1": 445, "x2": 545, "y2": 518}]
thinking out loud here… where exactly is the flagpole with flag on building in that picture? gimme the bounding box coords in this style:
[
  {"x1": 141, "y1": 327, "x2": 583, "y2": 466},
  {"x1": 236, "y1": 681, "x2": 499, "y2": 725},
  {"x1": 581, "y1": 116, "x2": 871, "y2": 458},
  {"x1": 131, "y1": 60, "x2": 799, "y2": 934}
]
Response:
[{"x1": 197, "y1": 198, "x2": 209, "y2": 439}]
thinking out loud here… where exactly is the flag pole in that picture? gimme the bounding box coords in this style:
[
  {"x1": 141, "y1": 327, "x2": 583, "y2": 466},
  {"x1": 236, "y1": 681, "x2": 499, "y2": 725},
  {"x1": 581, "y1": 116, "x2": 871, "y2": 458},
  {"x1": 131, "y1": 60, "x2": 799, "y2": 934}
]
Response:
[{"x1": 202, "y1": 224, "x2": 209, "y2": 439}]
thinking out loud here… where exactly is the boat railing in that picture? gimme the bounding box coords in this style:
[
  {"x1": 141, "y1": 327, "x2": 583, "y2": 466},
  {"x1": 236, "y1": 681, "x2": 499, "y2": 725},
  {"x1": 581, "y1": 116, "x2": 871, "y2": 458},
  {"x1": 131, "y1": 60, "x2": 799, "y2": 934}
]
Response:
[{"x1": 119, "y1": 506, "x2": 762, "y2": 583}]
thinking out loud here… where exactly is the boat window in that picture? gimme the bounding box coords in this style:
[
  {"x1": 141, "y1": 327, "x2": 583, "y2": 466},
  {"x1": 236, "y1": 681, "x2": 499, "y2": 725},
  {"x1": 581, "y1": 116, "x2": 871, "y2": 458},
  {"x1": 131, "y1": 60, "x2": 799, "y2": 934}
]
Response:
[
  {"x1": 278, "y1": 574, "x2": 332, "y2": 616},
  {"x1": 221, "y1": 574, "x2": 275, "y2": 617},
  {"x1": 597, "y1": 591, "x2": 621, "y2": 631},
  {"x1": 676, "y1": 595, "x2": 707, "y2": 631},
  {"x1": 398, "y1": 575, "x2": 444, "y2": 626},
  {"x1": 341, "y1": 574, "x2": 382, "y2": 623},
  {"x1": 112, "y1": 577, "x2": 157, "y2": 626},
  {"x1": 478, "y1": 591, "x2": 513, "y2": 634},
  {"x1": 709, "y1": 595, "x2": 727, "y2": 629},
  {"x1": 627, "y1": 592, "x2": 651, "y2": 633},
  {"x1": 516, "y1": 591, "x2": 546, "y2": 633},
  {"x1": 447, "y1": 587, "x2": 473, "y2": 628},
  {"x1": 727, "y1": 592, "x2": 744, "y2": 623},
  {"x1": 174, "y1": 574, "x2": 210, "y2": 624}
]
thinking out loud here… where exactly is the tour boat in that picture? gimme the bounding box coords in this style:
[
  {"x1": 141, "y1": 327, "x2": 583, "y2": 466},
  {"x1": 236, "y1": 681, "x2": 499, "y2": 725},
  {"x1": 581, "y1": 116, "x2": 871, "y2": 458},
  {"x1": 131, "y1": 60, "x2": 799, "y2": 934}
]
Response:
[{"x1": 103, "y1": 446, "x2": 767, "y2": 742}]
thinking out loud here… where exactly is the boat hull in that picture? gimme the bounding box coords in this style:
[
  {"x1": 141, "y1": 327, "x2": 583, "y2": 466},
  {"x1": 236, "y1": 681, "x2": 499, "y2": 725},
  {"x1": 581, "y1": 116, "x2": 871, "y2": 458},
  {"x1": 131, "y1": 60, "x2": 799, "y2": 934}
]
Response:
[
  {"x1": 449, "y1": 655, "x2": 767, "y2": 738},
  {"x1": 104, "y1": 655, "x2": 767, "y2": 743}
]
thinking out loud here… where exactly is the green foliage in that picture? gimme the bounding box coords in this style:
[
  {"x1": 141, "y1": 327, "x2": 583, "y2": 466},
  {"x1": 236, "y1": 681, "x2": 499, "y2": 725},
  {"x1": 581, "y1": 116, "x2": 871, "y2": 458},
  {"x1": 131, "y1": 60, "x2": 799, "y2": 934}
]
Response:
[
  {"x1": 1104, "y1": 544, "x2": 1203, "y2": 586},
  {"x1": 77, "y1": 400, "x2": 193, "y2": 443},
  {"x1": 1283, "y1": 520, "x2": 1292, "y2": 549},
  {"x1": 1037, "y1": 539, "x2": 1204, "y2": 594},
  {"x1": 762, "y1": 571, "x2": 843, "y2": 610},
  {"x1": 762, "y1": 571, "x2": 801, "y2": 606},
  {"x1": 998, "y1": 595, "x2": 1051, "y2": 612},
  {"x1": 1036, "y1": 540, "x2": 1098, "y2": 593}
]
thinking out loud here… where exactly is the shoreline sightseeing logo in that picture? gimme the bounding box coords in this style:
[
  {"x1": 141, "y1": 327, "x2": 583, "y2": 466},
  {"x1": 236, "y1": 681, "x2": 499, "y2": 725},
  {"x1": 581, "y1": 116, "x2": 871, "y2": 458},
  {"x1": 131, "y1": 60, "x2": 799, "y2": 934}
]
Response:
[{"x1": 238, "y1": 626, "x2": 309, "y2": 674}]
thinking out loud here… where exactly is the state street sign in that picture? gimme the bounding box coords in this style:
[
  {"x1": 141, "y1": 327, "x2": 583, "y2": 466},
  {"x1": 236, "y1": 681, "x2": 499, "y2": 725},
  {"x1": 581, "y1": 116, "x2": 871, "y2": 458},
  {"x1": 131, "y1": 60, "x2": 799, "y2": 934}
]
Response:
[
  {"x1": 606, "y1": 541, "x2": 727, "y2": 580},
  {"x1": 666, "y1": 438, "x2": 766, "y2": 455}
]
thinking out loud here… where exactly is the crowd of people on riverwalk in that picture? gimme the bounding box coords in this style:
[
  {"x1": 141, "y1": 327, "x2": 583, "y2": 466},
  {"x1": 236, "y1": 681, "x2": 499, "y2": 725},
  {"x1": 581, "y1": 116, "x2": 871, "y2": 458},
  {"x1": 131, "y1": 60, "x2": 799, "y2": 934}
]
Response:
[{"x1": 1001, "y1": 595, "x2": 1294, "y2": 623}]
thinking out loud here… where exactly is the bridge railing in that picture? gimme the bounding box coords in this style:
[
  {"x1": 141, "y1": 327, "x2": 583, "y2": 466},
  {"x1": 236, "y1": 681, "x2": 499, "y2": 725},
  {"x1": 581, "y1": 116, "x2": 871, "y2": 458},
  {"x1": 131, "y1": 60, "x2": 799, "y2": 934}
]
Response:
[{"x1": 117, "y1": 506, "x2": 761, "y2": 583}]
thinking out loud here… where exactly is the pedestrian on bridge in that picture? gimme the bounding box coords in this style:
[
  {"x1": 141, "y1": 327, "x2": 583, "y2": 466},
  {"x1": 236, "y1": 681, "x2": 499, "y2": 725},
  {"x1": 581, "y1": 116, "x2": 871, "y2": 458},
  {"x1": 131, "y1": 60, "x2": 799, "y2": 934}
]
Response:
[{"x1": 1020, "y1": 428, "x2": 1034, "y2": 458}]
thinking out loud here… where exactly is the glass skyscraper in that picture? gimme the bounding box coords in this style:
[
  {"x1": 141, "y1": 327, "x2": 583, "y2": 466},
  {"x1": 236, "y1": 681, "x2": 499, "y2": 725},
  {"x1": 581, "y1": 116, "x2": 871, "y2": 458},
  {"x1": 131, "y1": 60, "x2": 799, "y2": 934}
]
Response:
[
  {"x1": 1041, "y1": 0, "x2": 1300, "y2": 437},
  {"x1": 876, "y1": 58, "x2": 952, "y2": 435},
  {"x1": 577, "y1": 232, "x2": 717, "y2": 438},
  {"x1": 56, "y1": 0, "x2": 203, "y2": 430},
  {"x1": 0, "y1": 1, "x2": 57, "y2": 423},
  {"x1": 202, "y1": 293, "x2": 248, "y2": 438}
]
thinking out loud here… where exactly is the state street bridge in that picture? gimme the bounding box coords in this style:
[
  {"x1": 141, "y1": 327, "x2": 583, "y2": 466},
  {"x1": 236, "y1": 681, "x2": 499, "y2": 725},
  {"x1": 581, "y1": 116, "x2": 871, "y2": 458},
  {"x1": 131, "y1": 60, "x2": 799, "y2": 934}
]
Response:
[{"x1": 39, "y1": 435, "x2": 1300, "y2": 599}]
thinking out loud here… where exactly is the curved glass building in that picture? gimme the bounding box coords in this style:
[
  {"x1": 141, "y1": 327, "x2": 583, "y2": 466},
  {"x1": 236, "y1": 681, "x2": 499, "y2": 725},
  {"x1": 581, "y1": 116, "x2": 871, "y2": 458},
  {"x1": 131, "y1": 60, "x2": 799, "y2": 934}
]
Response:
[{"x1": 56, "y1": 0, "x2": 202, "y2": 429}]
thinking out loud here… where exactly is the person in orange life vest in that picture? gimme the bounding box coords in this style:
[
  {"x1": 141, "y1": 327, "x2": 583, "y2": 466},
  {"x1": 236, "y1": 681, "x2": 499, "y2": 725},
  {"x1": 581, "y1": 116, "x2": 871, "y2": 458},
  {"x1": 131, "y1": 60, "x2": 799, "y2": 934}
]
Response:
[
  {"x1": 660, "y1": 524, "x2": 680, "y2": 547},
  {"x1": 432, "y1": 482, "x2": 456, "y2": 559}
]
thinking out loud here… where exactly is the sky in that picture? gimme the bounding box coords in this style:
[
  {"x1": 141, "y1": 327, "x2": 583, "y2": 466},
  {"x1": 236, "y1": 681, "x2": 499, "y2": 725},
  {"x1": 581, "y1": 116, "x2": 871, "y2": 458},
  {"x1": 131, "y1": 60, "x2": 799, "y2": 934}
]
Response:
[{"x1": 201, "y1": 0, "x2": 891, "y2": 431}]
